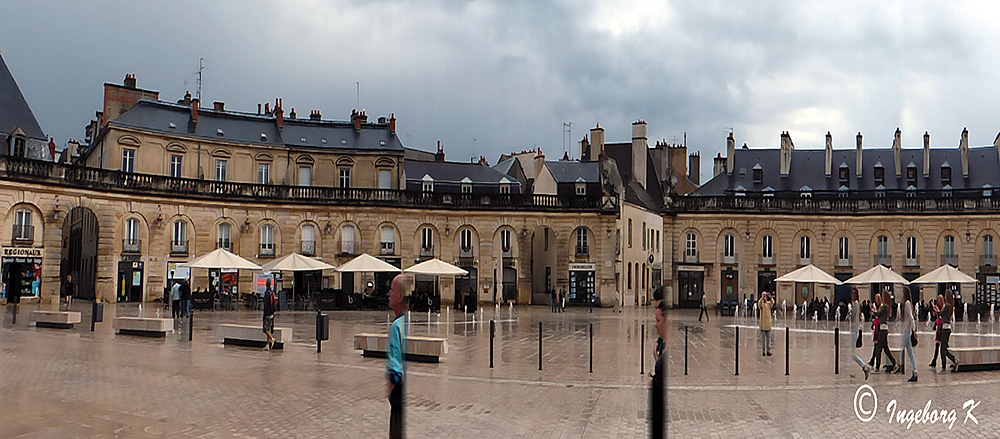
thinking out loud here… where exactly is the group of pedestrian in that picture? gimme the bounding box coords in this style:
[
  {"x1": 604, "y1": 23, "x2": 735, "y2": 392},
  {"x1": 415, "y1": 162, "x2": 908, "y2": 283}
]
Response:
[
  {"x1": 549, "y1": 287, "x2": 566, "y2": 313},
  {"x1": 928, "y1": 291, "x2": 959, "y2": 372},
  {"x1": 852, "y1": 286, "x2": 939, "y2": 382},
  {"x1": 169, "y1": 280, "x2": 191, "y2": 319}
]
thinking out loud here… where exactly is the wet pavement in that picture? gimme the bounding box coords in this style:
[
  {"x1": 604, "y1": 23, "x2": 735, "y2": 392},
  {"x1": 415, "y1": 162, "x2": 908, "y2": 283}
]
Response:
[{"x1": 2, "y1": 302, "x2": 1000, "y2": 437}]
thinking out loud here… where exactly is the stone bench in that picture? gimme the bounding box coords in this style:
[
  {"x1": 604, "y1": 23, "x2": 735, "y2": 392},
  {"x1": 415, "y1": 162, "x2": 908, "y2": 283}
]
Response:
[
  {"x1": 31, "y1": 310, "x2": 82, "y2": 329},
  {"x1": 948, "y1": 346, "x2": 1000, "y2": 372},
  {"x1": 112, "y1": 317, "x2": 173, "y2": 338},
  {"x1": 354, "y1": 332, "x2": 448, "y2": 363},
  {"x1": 219, "y1": 324, "x2": 291, "y2": 349}
]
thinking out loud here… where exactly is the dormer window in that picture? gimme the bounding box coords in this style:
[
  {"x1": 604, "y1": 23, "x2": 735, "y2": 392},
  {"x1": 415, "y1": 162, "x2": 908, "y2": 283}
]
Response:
[
  {"x1": 941, "y1": 164, "x2": 952, "y2": 185},
  {"x1": 733, "y1": 185, "x2": 746, "y2": 196},
  {"x1": 499, "y1": 177, "x2": 512, "y2": 194},
  {"x1": 985, "y1": 184, "x2": 993, "y2": 198},
  {"x1": 421, "y1": 174, "x2": 434, "y2": 193},
  {"x1": 461, "y1": 177, "x2": 473, "y2": 194},
  {"x1": 752, "y1": 163, "x2": 763, "y2": 183},
  {"x1": 575, "y1": 177, "x2": 586, "y2": 196},
  {"x1": 799, "y1": 185, "x2": 812, "y2": 198},
  {"x1": 906, "y1": 164, "x2": 917, "y2": 184},
  {"x1": 875, "y1": 184, "x2": 886, "y2": 197},
  {"x1": 942, "y1": 184, "x2": 953, "y2": 198},
  {"x1": 216, "y1": 128, "x2": 224, "y2": 136},
  {"x1": 838, "y1": 164, "x2": 849, "y2": 186},
  {"x1": 874, "y1": 164, "x2": 885, "y2": 185}
]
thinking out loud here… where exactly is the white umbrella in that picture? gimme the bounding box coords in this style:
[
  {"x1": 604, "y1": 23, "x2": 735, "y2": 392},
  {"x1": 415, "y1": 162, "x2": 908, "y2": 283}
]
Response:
[
  {"x1": 260, "y1": 253, "x2": 336, "y2": 272},
  {"x1": 336, "y1": 253, "x2": 402, "y2": 273},
  {"x1": 775, "y1": 264, "x2": 842, "y2": 284},
  {"x1": 844, "y1": 264, "x2": 909, "y2": 284},
  {"x1": 911, "y1": 264, "x2": 978, "y2": 284},
  {"x1": 404, "y1": 258, "x2": 468, "y2": 276},
  {"x1": 181, "y1": 248, "x2": 261, "y2": 270}
]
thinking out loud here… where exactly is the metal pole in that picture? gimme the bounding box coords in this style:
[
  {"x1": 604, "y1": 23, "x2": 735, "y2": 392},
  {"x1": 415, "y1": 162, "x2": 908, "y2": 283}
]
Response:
[
  {"x1": 91, "y1": 301, "x2": 97, "y2": 332},
  {"x1": 735, "y1": 326, "x2": 740, "y2": 376},
  {"x1": 785, "y1": 326, "x2": 789, "y2": 376},
  {"x1": 490, "y1": 320, "x2": 495, "y2": 369},
  {"x1": 641, "y1": 323, "x2": 645, "y2": 374},
  {"x1": 188, "y1": 309, "x2": 193, "y2": 341},
  {"x1": 538, "y1": 322, "x2": 542, "y2": 371},
  {"x1": 317, "y1": 310, "x2": 322, "y2": 353},
  {"x1": 589, "y1": 323, "x2": 593, "y2": 373},
  {"x1": 11, "y1": 303, "x2": 16, "y2": 325},
  {"x1": 834, "y1": 326, "x2": 839, "y2": 375},
  {"x1": 685, "y1": 325, "x2": 689, "y2": 375}
]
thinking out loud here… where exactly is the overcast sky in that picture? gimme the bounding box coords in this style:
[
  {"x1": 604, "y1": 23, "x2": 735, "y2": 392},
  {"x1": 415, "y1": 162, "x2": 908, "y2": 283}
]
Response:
[{"x1": 3, "y1": 0, "x2": 1000, "y2": 181}]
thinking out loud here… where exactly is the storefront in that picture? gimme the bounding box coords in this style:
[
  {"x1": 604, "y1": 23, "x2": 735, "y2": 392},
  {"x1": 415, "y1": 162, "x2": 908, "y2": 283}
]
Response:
[
  {"x1": 210, "y1": 268, "x2": 239, "y2": 295},
  {"x1": 677, "y1": 265, "x2": 705, "y2": 309},
  {"x1": 569, "y1": 263, "x2": 596, "y2": 305},
  {"x1": 2, "y1": 246, "x2": 43, "y2": 301},
  {"x1": 117, "y1": 259, "x2": 144, "y2": 302}
]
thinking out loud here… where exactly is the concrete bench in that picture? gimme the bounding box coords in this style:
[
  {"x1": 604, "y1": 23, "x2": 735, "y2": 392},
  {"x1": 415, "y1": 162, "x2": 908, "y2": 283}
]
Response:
[
  {"x1": 31, "y1": 310, "x2": 82, "y2": 329},
  {"x1": 948, "y1": 346, "x2": 1000, "y2": 372},
  {"x1": 354, "y1": 332, "x2": 448, "y2": 363},
  {"x1": 219, "y1": 324, "x2": 291, "y2": 349},
  {"x1": 112, "y1": 317, "x2": 173, "y2": 338}
]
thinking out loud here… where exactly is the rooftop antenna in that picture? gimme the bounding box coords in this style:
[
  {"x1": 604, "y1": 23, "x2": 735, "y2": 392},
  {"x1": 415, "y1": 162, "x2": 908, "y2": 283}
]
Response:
[
  {"x1": 562, "y1": 122, "x2": 573, "y2": 158},
  {"x1": 356, "y1": 81, "x2": 360, "y2": 110},
  {"x1": 196, "y1": 58, "x2": 204, "y2": 101}
]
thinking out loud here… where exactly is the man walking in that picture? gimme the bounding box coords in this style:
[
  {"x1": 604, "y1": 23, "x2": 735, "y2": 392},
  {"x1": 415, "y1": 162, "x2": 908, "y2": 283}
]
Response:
[
  {"x1": 170, "y1": 281, "x2": 182, "y2": 319},
  {"x1": 698, "y1": 290, "x2": 709, "y2": 322},
  {"x1": 386, "y1": 274, "x2": 409, "y2": 439},
  {"x1": 61, "y1": 274, "x2": 74, "y2": 311},
  {"x1": 650, "y1": 300, "x2": 667, "y2": 439},
  {"x1": 262, "y1": 280, "x2": 276, "y2": 350}
]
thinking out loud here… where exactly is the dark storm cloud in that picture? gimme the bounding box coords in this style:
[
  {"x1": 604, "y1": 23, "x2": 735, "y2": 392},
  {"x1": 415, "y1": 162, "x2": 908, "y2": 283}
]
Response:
[{"x1": 1, "y1": 0, "x2": 998, "y2": 179}]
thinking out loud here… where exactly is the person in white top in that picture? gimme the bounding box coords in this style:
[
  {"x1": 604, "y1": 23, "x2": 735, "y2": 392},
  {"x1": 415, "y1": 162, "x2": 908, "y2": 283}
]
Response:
[
  {"x1": 898, "y1": 286, "x2": 918, "y2": 382},
  {"x1": 850, "y1": 287, "x2": 871, "y2": 380}
]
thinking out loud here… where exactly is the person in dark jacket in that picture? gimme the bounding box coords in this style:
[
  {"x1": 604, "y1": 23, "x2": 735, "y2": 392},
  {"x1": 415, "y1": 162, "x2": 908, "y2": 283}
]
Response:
[
  {"x1": 939, "y1": 293, "x2": 959, "y2": 372},
  {"x1": 61, "y1": 274, "x2": 75, "y2": 311},
  {"x1": 180, "y1": 280, "x2": 192, "y2": 318},
  {"x1": 872, "y1": 292, "x2": 897, "y2": 373},
  {"x1": 650, "y1": 300, "x2": 667, "y2": 439},
  {"x1": 263, "y1": 280, "x2": 276, "y2": 350}
]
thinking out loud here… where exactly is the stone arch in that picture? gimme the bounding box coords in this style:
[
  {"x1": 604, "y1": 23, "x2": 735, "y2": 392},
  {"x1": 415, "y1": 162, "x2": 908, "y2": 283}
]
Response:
[
  {"x1": 210, "y1": 217, "x2": 239, "y2": 254},
  {"x1": 377, "y1": 221, "x2": 401, "y2": 256},
  {"x1": 530, "y1": 225, "x2": 558, "y2": 303},
  {"x1": 492, "y1": 224, "x2": 520, "y2": 304},
  {"x1": 831, "y1": 229, "x2": 857, "y2": 267},
  {"x1": 60, "y1": 206, "x2": 99, "y2": 301},
  {"x1": 114, "y1": 212, "x2": 150, "y2": 255},
  {"x1": 413, "y1": 223, "x2": 441, "y2": 259},
  {"x1": 3, "y1": 202, "x2": 45, "y2": 245},
  {"x1": 791, "y1": 229, "x2": 817, "y2": 266},
  {"x1": 570, "y1": 225, "x2": 594, "y2": 260},
  {"x1": 167, "y1": 213, "x2": 197, "y2": 256},
  {"x1": 454, "y1": 224, "x2": 481, "y2": 259},
  {"x1": 867, "y1": 229, "x2": 895, "y2": 267},
  {"x1": 255, "y1": 219, "x2": 281, "y2": 258},
  {"x1": 336, "y1": 220, "x2": 362, "y2": 256},
  {"x1": 756, "y1": 227, "x2": 779, "y2": 264},
  {"x1": 297, "y1": 220, "x2": 321, "y2": 256}
]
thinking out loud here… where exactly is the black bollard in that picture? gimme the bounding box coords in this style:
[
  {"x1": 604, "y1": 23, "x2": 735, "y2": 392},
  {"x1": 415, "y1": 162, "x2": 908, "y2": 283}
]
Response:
[
  {"x1": 188, "y1": 309, "x2": 193, "y2": 341},
  {"x1": 735, "y1": 326, "x2": 740, "y2": 376},
  {"x1": 785, "y1": 327, "x2": 789, "y2": 376},
  {"x1": 834, "y1": 326, "x2": 839, "y2": 375},
  {"x1": 538, "y1": 322, "x2": 542, "y2": 371},
  {"x1": 641, "y1": 323, "x2": 645, "y2": 374},
  {"x1": 11, "y1": 303, "x2": 16, "y2": 325},
  {"x1": 91, "y1": 301, "x2": 97, "y2": 332},
  {"x1": 589, "y1": 323, "x2": 593, "y2": 373},
  {"x1": 490, "y1": 320, "x2": 495, "y2": 369},
  {"x1": 685, "y1": 325, "x2": 689, "y2": 375}
]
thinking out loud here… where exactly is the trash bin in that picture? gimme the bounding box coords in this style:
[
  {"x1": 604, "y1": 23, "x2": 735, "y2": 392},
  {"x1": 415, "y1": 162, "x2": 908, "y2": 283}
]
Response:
[{"x1": 93, "y1": 301, "x2": 104, "y2": 322}]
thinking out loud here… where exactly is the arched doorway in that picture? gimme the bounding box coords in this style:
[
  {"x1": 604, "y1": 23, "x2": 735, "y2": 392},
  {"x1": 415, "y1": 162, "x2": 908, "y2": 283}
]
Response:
[
  {"x1": 60, "y1": 207, "x2": 99, "y2": 301},
  {"x1": 531, "y1": 225, "x2": 558, "y2": 304}
]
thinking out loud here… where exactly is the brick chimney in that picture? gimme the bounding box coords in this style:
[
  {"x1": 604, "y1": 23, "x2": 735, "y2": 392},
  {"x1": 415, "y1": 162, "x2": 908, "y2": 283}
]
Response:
[
  {"x1": 534, "y1": 147, "x2": 546, "y2": 180},
  {"x1": 960, "y1": 127, "x2": 969, "y2": 177},
  {"x1": 124, "y1": 73, "x2": 136, "y2": 89},
  {"x1": 351, "y1": 109, "x2": 362, "y2": 132},
  {"x1": 632, "y1": 120, "x2": 648, "y2": 188},
  {"x1": 435, "y1": 140, "x2": 445, "y2": 162},
  {"x1": 726, "y1": 131, "x2": 736, "y2": 175},
  {"x1": 923, "y1": 131, "x2": 931, "y2": 177},
  {"x1": 779, "y1": 131, "x2": 794, "y2": 176},
  {"x1": 688, "y1": 151, "x2": 700, "y2": 185},
  {"x1": 189, "y1": 98, "x2": 199, "y2": 133},
  {"x1": 893, "y1": 127, "x2": 902, "y2": 176},
  {"x1": 389, "y1": 113, "x2": 396, "y2": 134},
  {"x1": 48, "y1": 138, "x2": 56, "y2": 161},
  {"x1": 309, "y1": 110, "x2": 321, "y2": 121},
  {"x1": 275, "y1": 99, "x2": 284, "y2": 129},
  {"x1": 213, "y1": 101, "x2": 225, "y2": 111},
  {"x1": 588, "y1": 124, "x2": 604, "y2": 162},
  {"x1": 289, "y1": 108, "x2": 296, "y2": 119},
  {"x1": 825, "y1": 131, "x2": 833, "y2": 176},
  {"x1": 856, "y1": 132, "x2": 863, "y2": 176}
]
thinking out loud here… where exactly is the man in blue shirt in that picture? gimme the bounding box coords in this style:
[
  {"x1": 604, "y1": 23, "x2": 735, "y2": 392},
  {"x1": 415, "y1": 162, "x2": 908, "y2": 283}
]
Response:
[{"x1": 386, "y1": 274, "x2": 409, "y2": 438}]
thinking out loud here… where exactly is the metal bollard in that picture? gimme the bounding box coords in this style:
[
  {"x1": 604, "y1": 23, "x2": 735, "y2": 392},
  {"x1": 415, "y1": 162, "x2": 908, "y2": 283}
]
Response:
[
  {"x1": 538, "y1": 322, "x2": 543, "y2": 371},
  {"x1": 11, "y1": 303, "x2": 17, "y2": 325},
  {"x1": 685, "y1": 325, "x2": 689, "y2": 375},
  {"x1": 316, "y1": 311, "x2": 330, "y2": 353},
  {"x1": 735, "y1": 326, "x2": 740, "y2": 376},
  {"x1": 640, "y1": 323, "x2": 646, "y2": 373},
  {"x1": 834, "y1": 326, "x2": 839, "y2": 375},
  {"x1": 785, "y1": 327, "x2": 790, "y2": 376},
  {"x1": 589, "y1": 323, "x2": 593, "y2": 373},
  {"x1": 490, "y1": 320, "x2": 495, "y2": 369},
  {"x1": 188, "y1": 309, "x2": 194, "y2": 341}
]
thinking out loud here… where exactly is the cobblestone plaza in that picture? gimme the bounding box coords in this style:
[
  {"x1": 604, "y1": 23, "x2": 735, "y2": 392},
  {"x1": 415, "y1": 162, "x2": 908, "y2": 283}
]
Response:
[{"x1": 4, "y1": 303, "x2": 1000, "y2": 437}]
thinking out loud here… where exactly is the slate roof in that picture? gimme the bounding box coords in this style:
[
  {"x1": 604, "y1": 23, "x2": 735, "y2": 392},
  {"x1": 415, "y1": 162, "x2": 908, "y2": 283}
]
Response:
[
  {"x1": 404, "y1": 160, "x2": 519, "y2": 185},
  {"x1": 603, "y1": 142, "x2": 664, "y2": 211},
  {"x1": 544, "y1": 161, "x2": 600, "y2": 183},
  {"x1": 0, "y1": 54, "x2": 45, "y2": 140},
  {"x1": 108, "y1": 100, "x2": 404, "y2": 152},
  {"x1": 694, "y1": 146, "x2": 1000, "y2": 195}
]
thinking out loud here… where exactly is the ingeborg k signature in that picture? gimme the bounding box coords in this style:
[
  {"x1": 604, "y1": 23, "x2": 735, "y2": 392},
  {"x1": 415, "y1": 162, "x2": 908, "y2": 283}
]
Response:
[{"x1": 854, "y1": 384, "x2": 981, "y2": 429}]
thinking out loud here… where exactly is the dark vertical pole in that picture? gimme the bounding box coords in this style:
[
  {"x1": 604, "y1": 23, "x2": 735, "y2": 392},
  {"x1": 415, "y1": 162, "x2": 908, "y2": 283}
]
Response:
[
  {"x1": 589, "y1": 323, "x2": 593, "y2": 373},
  {"x1": 91, "y1": 301, "x2": 97, "y2": 332},
  {"x1": 641, "y1": 323, "x2": 645, "y2": 374},
  {"x1": 188, "y1": 309, "x2": 193, "y2": 341},
  {"x1": 11, "y1": 303, "x2": 17, "y2": 325},
  {"x1": 538, "y1": 322, "x2": 543, "y2": 371},
  {"x1": 490, "y1": 320, "x2": 495, "y2": 369},
  {"x1": 317, "y1": 310, "x2": 322, "y2": 353},
  {"x1": 735, "y1": 326, "x2": 740, "y2": 376},
  {"x1": 685, "y1": 325, "x2": 689, "y2": 375},
  {"x1": 785, "y1": 326, "x2": 789, "y2": 376},
  {"x1": 834, "y1": 326, "x2": 840, "y2": 374}
]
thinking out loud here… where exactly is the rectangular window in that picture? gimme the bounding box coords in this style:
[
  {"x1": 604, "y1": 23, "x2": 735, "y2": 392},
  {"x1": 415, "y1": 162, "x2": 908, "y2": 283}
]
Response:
[
  {"x1": 576, "y1": 229, "x2": 589, "y2": 255},
  {"x1": 339, "y1": 168, "x2": 352, "y2": 188},
  {"x1": 762, "y1": 235, "x2": 772, "y2": 259},
  {"x1": 800, "y1": 236, "x2": 811, "y2": 260},
  {"x1": 986, "y1": 236, "x2": 995, "y2": 258},
  {"x1": 258, "y1": 163, "x2": 271, "y2": 184},
  {"x1": 628, "y1": 219, "x2": 633, "y2": 248},
  {"x1": 461, "y1": 229, "x2": 473, "y2": 250},
  {"x1": 839, "y1": 236, "x2": 849, "y2": 260},
  {"x1": 942, "y1": 167, "x2": 952, "y2": 184},
  {"x1": 422, "y1": 181, "x2": 433, "y2": 192},
  {"x1": 215, "y1": 159, "x2": 228, "y2": 181},
  {"x1": 11, "y1": 137, "x2": 26, "y2": 157},
  {"x1": 906, "y1": 237, "x2": 917, "y2": 260},
  {"x1": 575, "y1": 183, "x2": 586, "y2": 195},
  {"x1": 122, "y1": 148, "x2": 135, "y2": 173},
  {"x1": 170, "y1": 155, "x2": 183, "y2": 178},
  {"x1": 500, "y1": 229, "x2": 511, "y2": 253},
  {"x1": 685, "y1": 233, "x2": 697, "y2": 258},
  {"x1": 642, "y1": 222, "x2": 647, "y2": 250},
  {"x1": 378, "y1": 169, "x2": 392, "y2": 189},
  {"x1": 907, "y1": 167, "x2": 917, "y2": 183},
  {"x1": 461, "y1": 183, "x2": 472, "y2": 194},
  {"x1": 13, "y1": 209, "x2": 32, "y2": 241},
  {"x1": 877, "y1": 236, "x2": 889, "y2": 258},
  {"x1": 499, "y1": 183, "x2": 511, "y2": 194},
  {"x1": 421, "y1": 228, "x2": 433, "y2": 250},
  {"x1": 341, "y1": 226, "x2": 355, "y2": 254},
  {"x1": 724, "y1": 234, "x2": 735, "y2": 258},
  {"x1": 945, "y1": 235, "x2": 956, "y2": 257},
  {"x1": 299, "y1": 166, "x2": 312, "y2": 186}
]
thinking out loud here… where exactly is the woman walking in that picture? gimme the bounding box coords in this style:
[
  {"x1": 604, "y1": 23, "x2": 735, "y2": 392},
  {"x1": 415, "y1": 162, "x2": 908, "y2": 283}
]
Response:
[
  {"x1": 929, "y1": 298, "x2": 942, "y2": 368},
  {"x1": 758, "y1": 292, "x2": 774, "y2": 356},
  {"x1": 899, "y1": 287, "x2": 918, "y2": 382},
  {"x1": 939, "y1": 293, "x2": 959, "y2": 372},
  {"x1": 871, "y1": 292, "x2": 897, "y2": 373},
  {"x1": 850, "y1": 288, "x2": 871, "y2": 380}
]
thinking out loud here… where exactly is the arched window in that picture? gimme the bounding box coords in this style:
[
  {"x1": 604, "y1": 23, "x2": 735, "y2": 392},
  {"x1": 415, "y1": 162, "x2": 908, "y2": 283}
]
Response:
[
  {"x1": 906, "y1": 236, "x2": 918, "y2": 265},
  {"x1": 260, "y1": 224, "x2": 275, "y2": 256},
  {"x1": 381, "y1": 225, "x2": 396, "y2": 255},
  {"x1": 985, "y1": 235, "x2": 995, "y2": 266},
  {"x1": 944, "y1": 235, "x2": 957, "y2": 266},
  {"x1": 301, "y1": 224, "x2": 316, "y2": 256},
  {"x1": 627, "y1": 262, "x2": 632, "y2": 290},
  {"x1": 723, "y1": 233, "x2": 736, "y2": 259},
  {"x1": 799, "y1": 235, "x2": 811, "y2": 263},
  {"x1": 838, "y1": 236, "x2": 849, "y2": 265},
  {"x1": 628, "y1": 219, "x2": 633, "y2": 248},
  {"x1": 218, "y1": 223, "x2": 232, "y2": 251},
  {"x1": 420, "y1": 227, "x2": 434, "y2": 256},
  {"x1": 876, "y1": 235, "x2": 889, "y2": 264},
  {"x1": 762, "y1": 234, "x2": 773, "y2": 262},
  {"x1": 685, "y1": 232, "x2": 698, "y2": 261},
  {"x1": 576, "y1": 228, "x2": 589, "y2": 256},
  {"x1": 500, "y1": 229, "x2": 512, "y2": 256},
  {"x1": 12, "y1": 208, "x2": 33, "y2": 242}
]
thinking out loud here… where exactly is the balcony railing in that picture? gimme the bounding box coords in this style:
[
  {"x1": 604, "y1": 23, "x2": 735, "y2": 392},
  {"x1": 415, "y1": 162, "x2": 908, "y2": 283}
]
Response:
[
  {"x1": 576, "y1": 246, "x2": 590, "y2": 257},
  {"x1": 837, "y1": 256, "x2": 851, "y2": 267},
  {"x1": 761, "y1": 255, "x2": 774, "y2": 265},
  {"x1": 799, "y1": 256, "x2": 811, "y2": 265},
  {"x1": 12, "y1": 224, "x2": 33, "y2": 242},
  {"x1": 877, "y1": 255, "x2": 892, "y2": 266},
  {"x1": 0, "y1": 157, "x2": 614, "y2": 212},
  {"x1": 171, "y1": 240, "x2": 189, "y2": 255},
  {"x1": 683, "y1": 251, "x2": 699, "y2": 264},
  {"x1": 942, "y1": 254, "x2": 958, "y2": 266},
  {"x1": 420, "y1": 246, "x2": 435, "y2": 258},
  {"x1": 260, "y1": 243, "x2": 275, "y2": 257},
  {"x1": 982, "y1": 255, "x2": 996, "y2": 267},
  {"x1": 459, "y1": 246, "x2": 474, "y2": 258},
  {"x1": 905, "y1": 255, "x2": 919, "y2": 267},
  {"x1": 301, "y1": 240, "x2": 316, "y2": 256},
  {"x1": 720, "y1": 251, "x2": 736, "y2": 264},
  {"x1": 381, "y1": 241, "x2": 395, "y2": 255},
  {"x1": 217, "y1": 239, "x2": 232, "y2": 251},
  {"x1": 341, "y1": 241, "x2": 356, "y2": 255},
  {"x1": 122, "y1": 238, "x2": 141, "y2": 254},
  {"x1": 676, "y1": 188, "x2": 1000, "y2": 214}
]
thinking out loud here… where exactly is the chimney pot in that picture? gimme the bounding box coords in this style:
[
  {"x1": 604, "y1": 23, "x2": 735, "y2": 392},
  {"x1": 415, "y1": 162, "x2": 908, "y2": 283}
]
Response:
[
  {"x1": 389, "y1": 113, "x2": 396, "y2": 134},
  {"x1": 289, "y1": 108, "x2": 296, "y2": 119},
  {"x1": 310, "y1": 109, "x2": 322, "y2": 121},
  {"x1": 213, "y1": 101, "x2": 225, "y2": 111},
  {"x1": 124, "y1": 73, "x2": 137, "y2": 89}
]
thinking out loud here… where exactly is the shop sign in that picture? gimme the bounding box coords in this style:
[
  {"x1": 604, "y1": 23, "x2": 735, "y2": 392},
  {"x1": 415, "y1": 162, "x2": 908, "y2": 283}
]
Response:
[
  {"x1": 569, "y1": 263, "x2": 596, "y2": 271},
  {"x1": 2, "y1": 247, "x2": 42, "y2": 258}
]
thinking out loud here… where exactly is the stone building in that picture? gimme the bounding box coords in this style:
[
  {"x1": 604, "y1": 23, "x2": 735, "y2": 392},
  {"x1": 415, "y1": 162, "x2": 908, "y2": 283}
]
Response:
[{"x1": 672, "y1": 129, "x2": 1000, "y2": 313}]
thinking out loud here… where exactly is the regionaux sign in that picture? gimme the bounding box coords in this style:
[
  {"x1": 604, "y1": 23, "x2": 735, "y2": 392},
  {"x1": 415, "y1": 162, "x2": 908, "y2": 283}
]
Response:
[{"x1": 2, "y1": 247, "x2": 43, "y2": 258}]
